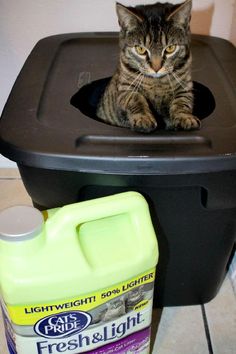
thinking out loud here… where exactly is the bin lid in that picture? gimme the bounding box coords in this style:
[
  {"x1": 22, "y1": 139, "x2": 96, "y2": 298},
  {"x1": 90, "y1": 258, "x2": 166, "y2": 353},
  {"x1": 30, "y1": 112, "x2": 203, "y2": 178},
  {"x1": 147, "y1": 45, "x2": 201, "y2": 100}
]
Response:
[{"x1": 0, "y1": 33, "x2": 236, "y2": 175}]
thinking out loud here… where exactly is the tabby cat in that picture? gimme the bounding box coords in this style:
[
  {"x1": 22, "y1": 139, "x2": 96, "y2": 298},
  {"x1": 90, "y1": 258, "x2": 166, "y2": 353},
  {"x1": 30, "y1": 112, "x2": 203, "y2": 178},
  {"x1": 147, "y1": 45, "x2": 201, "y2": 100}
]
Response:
[
  {"x1": 125, "y1": 285, "x2": 144, "y2": 312},
  {"x1": 97, "y1": 0, "x2": 200, "y2": 132},
  {"x1": 92, "y1": 298, "x2": 126, "y2": 324}
]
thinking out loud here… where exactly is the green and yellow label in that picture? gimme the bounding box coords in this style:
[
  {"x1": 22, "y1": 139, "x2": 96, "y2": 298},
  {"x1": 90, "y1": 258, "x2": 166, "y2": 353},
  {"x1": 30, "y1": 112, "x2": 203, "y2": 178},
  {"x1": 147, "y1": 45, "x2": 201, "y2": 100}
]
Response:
[{"x1": 7, "y1": 268, "x2": 155, "y2": 325}]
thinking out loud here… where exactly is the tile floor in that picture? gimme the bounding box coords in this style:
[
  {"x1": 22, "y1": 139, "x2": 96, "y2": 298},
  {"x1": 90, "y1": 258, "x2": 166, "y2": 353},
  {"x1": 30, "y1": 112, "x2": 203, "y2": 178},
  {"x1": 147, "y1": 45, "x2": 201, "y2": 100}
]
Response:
[{"x1": 0, "y1": 168, "x2": 235, "y2": 354}]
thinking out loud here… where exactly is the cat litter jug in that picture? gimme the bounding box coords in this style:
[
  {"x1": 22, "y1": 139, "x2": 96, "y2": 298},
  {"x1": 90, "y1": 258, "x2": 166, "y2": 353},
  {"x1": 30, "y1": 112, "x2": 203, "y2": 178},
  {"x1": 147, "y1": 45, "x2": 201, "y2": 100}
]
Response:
[{"x1": 0, "y1": 192, "x2": 158, "y2": 354}]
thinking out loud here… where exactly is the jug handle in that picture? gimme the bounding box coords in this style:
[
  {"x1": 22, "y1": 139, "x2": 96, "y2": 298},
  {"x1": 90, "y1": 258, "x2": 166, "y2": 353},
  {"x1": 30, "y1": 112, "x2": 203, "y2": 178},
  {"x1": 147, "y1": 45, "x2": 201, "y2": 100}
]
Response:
[{"x1": 45, "y1": 192, "x2": 149, "y2": 240}]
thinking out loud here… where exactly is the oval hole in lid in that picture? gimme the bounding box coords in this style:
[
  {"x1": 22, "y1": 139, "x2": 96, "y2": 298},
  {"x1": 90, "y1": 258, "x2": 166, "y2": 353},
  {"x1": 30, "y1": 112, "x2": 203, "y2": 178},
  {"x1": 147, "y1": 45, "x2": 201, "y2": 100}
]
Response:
[{"x1": 71, "y1": 78, "x2": 216, "y2": 129}]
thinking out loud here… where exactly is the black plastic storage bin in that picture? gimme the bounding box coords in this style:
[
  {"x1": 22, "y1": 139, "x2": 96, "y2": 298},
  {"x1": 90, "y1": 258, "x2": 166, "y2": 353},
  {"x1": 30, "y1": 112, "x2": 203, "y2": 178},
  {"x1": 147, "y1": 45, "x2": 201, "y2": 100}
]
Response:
[{"x1": 1, "y1": 33, "x2": 236, "y2": 307}]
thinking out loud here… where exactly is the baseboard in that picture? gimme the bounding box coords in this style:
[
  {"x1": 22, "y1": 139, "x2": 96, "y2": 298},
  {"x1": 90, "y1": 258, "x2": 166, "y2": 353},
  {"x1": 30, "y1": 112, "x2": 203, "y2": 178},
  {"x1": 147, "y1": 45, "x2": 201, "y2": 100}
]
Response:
[{"x1": 0, "y1": 155, "x2": 17, "y2": 168}]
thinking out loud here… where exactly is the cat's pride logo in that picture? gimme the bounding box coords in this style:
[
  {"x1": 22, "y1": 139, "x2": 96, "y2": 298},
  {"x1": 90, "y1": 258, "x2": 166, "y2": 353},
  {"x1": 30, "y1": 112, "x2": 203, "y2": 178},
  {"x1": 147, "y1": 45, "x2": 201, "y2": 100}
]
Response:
[{"x1": 34, "y1": 311, "x2": 92, "y2": 339}]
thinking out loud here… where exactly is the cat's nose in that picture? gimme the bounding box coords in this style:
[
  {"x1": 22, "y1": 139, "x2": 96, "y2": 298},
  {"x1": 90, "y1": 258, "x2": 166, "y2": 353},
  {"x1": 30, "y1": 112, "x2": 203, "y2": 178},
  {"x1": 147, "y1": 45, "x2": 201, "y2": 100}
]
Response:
[{"x1": 151, "y1": 56, "x2": 162, "y2": 72}]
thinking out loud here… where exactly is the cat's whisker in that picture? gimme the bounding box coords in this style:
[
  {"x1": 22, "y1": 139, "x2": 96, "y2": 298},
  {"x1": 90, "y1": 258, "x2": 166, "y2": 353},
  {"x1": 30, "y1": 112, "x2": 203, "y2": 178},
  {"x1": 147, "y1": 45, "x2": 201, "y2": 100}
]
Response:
[
  {"x1": 134, "y1": 74, "x2": 144, "y2": 93},
  {"x1": 120, "y1": 69, "x2": 140, "y2": 81},
  {"x1": 135, "y1": 74, "x2": 144, "y2": 92},
  {"x1": 127, "y1": 73, "x2": 144, "y2": 102},
  {"x1": 128, "y1": 73, "x2": 142, "y2": 92},
  {"x1": 126, "y1": 72, "x2": 143, "y2": 92},
  {"x1": 167, "y1": 73, "x2": 175, "y2": 99},
  {"x1": 171, "y1": 72, "x2": 186, "y2": 90}
]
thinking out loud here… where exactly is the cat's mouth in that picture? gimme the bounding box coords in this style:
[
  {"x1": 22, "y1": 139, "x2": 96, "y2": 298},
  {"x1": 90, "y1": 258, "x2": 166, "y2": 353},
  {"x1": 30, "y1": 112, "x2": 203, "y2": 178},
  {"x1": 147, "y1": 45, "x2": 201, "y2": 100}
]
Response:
[
  {"x1": 146, "y1": 71, "x2": 168, "y2": 78},
  {"x1": 144, "y1": 66, "x2": 173, "y2": 79}
]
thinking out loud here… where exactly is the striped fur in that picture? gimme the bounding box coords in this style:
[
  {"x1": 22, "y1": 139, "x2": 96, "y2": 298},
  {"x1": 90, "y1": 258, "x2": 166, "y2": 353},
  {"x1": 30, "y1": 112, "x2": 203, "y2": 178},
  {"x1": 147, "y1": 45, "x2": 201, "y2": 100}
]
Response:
[{"x1": 97, "y1": 0, "x2": 200, "y2": 132}]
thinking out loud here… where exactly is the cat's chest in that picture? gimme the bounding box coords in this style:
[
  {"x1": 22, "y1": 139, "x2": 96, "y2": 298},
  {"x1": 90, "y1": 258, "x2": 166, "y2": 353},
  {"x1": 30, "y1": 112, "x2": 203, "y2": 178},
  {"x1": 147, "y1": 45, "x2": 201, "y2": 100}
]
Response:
[{"x1": 144, "y1": 86, "x2": 171, "y2": 114}]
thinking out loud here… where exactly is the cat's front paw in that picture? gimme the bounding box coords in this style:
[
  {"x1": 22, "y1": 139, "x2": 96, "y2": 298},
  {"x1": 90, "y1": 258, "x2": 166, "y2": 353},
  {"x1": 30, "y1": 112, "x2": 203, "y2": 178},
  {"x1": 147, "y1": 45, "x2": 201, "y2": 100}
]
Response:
[
  {"x1": 129, "y1": 113, "x2": 157, "y2": 133},
  {"x1": 168, "y1": 113, "x2": 201, "y2": 131}
]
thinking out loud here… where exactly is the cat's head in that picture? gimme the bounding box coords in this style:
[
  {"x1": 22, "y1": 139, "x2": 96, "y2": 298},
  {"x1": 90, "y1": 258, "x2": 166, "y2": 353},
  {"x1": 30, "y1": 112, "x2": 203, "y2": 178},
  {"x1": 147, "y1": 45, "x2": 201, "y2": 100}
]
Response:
[
  {"x1": 129, "y1": 285, "x2": 144, "y2": 296},
  {"x1": 107, "y1": 298, "x2": 124, "y2": 309},
  {"x1": 116, "y1": 0, "x2": 192, "y2": 78}
]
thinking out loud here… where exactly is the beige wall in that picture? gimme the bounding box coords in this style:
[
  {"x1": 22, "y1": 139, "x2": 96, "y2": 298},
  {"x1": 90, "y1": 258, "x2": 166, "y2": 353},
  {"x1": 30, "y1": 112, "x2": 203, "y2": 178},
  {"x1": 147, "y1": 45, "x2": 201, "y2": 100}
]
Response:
[{"x1": 0, "y1": 0, "x2": 236, "y2": 167}]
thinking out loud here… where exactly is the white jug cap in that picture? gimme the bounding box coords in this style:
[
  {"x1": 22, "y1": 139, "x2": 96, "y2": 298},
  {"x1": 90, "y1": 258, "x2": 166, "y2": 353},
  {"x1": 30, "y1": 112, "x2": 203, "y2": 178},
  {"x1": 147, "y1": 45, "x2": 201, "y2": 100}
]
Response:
[{"x1": 0, "y1": 205, "x2": 44, "y2": 241}]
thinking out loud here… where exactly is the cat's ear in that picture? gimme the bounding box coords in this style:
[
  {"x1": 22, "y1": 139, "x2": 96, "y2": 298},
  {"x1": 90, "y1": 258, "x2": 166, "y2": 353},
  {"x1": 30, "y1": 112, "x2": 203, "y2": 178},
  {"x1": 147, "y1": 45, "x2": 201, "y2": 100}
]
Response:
[
  {"x1": 167, "y1": 0, "x2": 192, "y2": 26},
  {"x1": 116, "y1": 2, "x2": 143, "y2": 30}
]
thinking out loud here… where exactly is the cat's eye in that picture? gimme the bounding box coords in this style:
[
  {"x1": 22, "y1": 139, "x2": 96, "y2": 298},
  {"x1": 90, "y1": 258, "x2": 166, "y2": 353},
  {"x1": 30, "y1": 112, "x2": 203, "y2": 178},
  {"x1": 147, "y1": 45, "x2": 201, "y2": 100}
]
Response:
[
  {"x1": 135, "y1": 46, "x2": 147, "y2": 55},
  {"x1": 165, "y1": 45, "x2": 176, "y2": 54}
]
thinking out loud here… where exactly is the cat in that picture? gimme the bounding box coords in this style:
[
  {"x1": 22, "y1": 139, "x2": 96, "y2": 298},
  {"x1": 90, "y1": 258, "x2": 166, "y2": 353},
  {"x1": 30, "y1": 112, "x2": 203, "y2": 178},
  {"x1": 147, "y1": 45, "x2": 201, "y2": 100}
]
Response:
[
  {"x1": 125, "y1": 285, "x2": 144, "y2": 312},
  {"x1": 96, "y1": 0, "x2": 200, "y2": 133},
  {"x1": 102, "y1": 297, "x2": 126, "y2": 322},
  {"x1": 91, "y1": 297, "x2": 126, "y2": 324}
]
